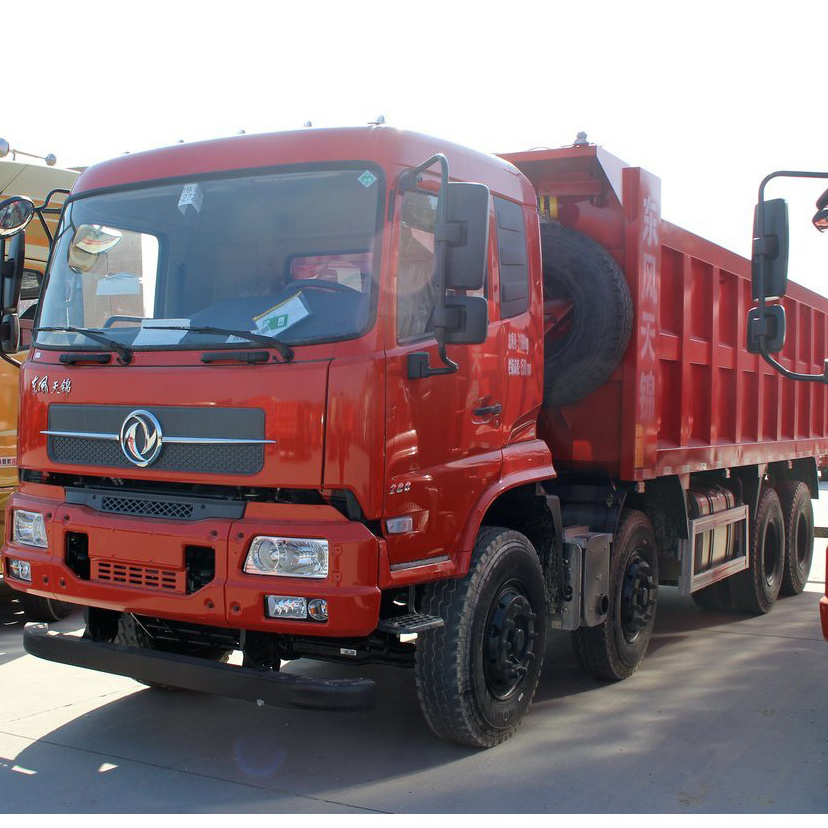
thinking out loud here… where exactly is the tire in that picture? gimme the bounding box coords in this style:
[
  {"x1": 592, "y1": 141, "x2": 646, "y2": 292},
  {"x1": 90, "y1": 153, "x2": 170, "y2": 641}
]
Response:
[
  {"x1": 415, "y1": 528, "x2": 547, "y2": 748},
  {"x1": 572, "y1": 510, "x2": 658, "y2": 681},
  {"x1": 778, "y1": 480, "x2": 814, "y2": 595},
  {"x1": 691, "y1": 578, "x2": 733, "y2": 612},
  {"x1": 540, "y1": 223, "x2": 633, "y2": 407},
  {"x1": 731, "y1": 486, "x2": 785, "y2": 614},
  {"x1": 17, "y1": 592, "x2": 76, "y2": 622}
]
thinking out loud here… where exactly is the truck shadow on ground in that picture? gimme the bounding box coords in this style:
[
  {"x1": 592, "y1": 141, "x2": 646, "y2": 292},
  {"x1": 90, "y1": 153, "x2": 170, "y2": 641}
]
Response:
[{"x1": 2, "y1": 584, "x2": 822, "y2": 813}]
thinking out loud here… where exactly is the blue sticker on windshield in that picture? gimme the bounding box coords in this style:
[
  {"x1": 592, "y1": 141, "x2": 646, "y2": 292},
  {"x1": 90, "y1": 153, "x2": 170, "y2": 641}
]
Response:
[{"x1": 358, "y1": 170, "x2": 377, "y2": 188}]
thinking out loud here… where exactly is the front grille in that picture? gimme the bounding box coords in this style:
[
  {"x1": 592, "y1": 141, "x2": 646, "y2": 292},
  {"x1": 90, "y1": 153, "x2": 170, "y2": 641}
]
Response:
[
  {"x1": 46, "y1": 404, "x2": 266, "y2": 475},
  {"x1": 100, "y1": 495, "x2": 194, "y2": 520},
  {"x1": 49, "y1": 437, "x2": 264, "y2": 475},
  {"x1": 92, "y1": 560, "x2": 185, "y2": 592}
]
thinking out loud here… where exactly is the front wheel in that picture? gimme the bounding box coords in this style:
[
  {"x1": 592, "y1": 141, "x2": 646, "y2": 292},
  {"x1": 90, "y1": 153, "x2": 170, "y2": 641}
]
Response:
[
  {"x1": 572, "y1": 510, "x2": 658, "y2": 681},
  {"x1": 415, "y1": 528, "x2": 547, "y2": 748},
  {"x1": 17, "y1": 592, "x2": 77, "y2": 622}
]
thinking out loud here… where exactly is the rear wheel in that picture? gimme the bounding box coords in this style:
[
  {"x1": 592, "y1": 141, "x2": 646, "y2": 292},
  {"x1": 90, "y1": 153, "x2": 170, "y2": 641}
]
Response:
[
  {"x1": 732, "y1": 486, "x2": 785, "y2": 614},
  {"x1": 691, "y1": 578, "x2": 733, "y2": 612},
  {"x1": 415, "y1": 528, "x2": 547, "y2": 748},
  {"x1": 572, "y1": 510, "x2": 658, "y2": 681},
  {"x1": 778, "y1": 481, "x2": 814, "y2": 595}
]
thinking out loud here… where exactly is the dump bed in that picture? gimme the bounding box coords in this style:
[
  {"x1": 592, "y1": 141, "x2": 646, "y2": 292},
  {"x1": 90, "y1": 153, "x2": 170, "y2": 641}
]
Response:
[{"x1": 501, "y1": 145, "x2": 828, "y2": 482}]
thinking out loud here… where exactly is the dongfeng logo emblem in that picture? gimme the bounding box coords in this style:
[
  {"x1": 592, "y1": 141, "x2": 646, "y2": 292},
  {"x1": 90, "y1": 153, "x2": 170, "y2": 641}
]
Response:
[{"x1": 120, "y1": 410, "x2": 163, "y2": 467}]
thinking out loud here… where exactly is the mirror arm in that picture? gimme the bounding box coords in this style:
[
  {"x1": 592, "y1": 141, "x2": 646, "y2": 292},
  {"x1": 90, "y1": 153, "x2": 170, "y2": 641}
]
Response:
[{"x1": 757, "y1": 344, "x2": 828, "y2": 384}]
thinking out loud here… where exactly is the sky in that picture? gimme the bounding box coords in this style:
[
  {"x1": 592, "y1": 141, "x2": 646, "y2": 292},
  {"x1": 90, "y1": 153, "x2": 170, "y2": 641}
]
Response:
[{"x1": 5, "y1": 0, "x2": 827, "y2": 292}]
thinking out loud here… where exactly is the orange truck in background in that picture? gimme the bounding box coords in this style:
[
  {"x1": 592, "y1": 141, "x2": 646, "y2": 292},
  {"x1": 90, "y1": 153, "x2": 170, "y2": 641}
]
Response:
[{"x1": 0, "y1": 141, "x2": 78, "y2": 619}]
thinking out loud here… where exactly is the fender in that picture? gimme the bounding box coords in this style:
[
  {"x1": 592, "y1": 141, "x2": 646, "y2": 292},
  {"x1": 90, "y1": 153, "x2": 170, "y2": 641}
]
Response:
[
  {"x1": 377, "y1": 440, "x2": 556, "y2": 588},
  {"x1": 454, "y1": 439, "x2": 556, "y2": 577}
]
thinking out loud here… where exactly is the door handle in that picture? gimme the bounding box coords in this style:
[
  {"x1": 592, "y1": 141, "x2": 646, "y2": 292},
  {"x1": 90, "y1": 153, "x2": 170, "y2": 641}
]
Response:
[{"x1": 472, "y1": 403, "x2": 502, "y2": 418}]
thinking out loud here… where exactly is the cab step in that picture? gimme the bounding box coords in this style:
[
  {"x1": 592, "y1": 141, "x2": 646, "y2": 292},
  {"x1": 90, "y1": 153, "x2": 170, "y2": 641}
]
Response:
[{"x1": 377, "y1": 613, "x2": 444, "y2": 635}]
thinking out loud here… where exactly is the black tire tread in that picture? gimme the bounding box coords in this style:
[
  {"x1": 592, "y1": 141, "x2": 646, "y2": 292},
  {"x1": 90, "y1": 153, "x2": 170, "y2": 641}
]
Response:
[
  {"x1": 731, "y1": 486, "x2": 785, "y2": 615},
  {"x1": 541, "y1": 223, "x2": 633, "y2": 407},
  {"x1": 415, "y1": 527, "x2": 545, "y2": 748},
  {"x1": 778, "y1": 480, "x2": 814, "y2": 596},
  {"x1": 571, "y1": 510, "x2": 658, "y2": 681}
]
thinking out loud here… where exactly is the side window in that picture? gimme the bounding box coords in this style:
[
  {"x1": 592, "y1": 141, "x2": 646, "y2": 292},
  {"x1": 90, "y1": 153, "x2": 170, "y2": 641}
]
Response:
[
  {"x1": 494, "y1": 196, "x2": 529, "y2": 318},
  {"x1": 397, "y1": 190, "x2": 438, "y2": 341}
]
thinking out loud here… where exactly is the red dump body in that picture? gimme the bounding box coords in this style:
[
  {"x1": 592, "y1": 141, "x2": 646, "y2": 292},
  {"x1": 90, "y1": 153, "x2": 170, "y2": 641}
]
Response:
[{"x1": 501, "y1": 145, "x2": 828, "y2": 482}]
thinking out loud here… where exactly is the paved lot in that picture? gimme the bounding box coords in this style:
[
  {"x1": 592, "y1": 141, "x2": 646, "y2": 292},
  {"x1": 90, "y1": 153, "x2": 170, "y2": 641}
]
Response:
[{"x1": 0, "y1": 493, "x2": 826, "y2": 813}]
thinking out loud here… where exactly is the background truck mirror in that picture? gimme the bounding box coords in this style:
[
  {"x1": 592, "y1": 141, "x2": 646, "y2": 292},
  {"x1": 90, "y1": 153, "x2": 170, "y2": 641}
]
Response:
[
  {"x1": 0, "y1": 312, "x2": 20, "y2": 353},
  {"x1": 0, "y1": 231, "x2": 25, "y2": 313},
  {"x1": 751, "y1": 197, "x2": 789, "y2": 301},
  {"x1": 443, "y1": 182, "x2": 490, "y2": 291},
  {"x1": 747, "y1": 305, "x2": 786, "y2": 355},
  {"x1": 443, "y1": 295, "x2": 488, "y2": 345},
  {"x1": 0, "y1": 196, "x2": 35, "y2": 239}
]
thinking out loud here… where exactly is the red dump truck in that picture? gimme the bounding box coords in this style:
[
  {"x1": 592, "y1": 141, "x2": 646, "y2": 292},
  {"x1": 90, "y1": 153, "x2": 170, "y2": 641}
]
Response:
[{"x1": 1, "y1": 127, "x2": 826, "y2": 747}]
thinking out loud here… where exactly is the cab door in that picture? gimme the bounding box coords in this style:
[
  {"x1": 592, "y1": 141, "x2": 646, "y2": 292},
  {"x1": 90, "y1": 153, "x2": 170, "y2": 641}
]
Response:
[{"x1": 384, "y1": 187, "x2": 506, "y2": 567}]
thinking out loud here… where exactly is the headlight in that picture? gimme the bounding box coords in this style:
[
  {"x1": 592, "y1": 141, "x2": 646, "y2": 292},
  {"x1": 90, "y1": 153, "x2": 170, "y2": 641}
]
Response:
[
  {"x1": 244, "y1": 537, "x2": 328, "y2": 578},
  {"x1": 13, "y1": 510, "x2": 48, "y2": 549}
]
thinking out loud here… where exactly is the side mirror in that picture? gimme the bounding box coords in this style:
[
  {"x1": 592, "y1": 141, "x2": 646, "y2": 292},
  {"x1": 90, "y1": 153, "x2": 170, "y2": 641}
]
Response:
[
  {"x1": 443, "y1": 182, "x2": 490, "y2": 291},
  {"x1": 0, "y1": 196, "x2": 35, "y2": 238},
  {"x1": 751, "y1": 197, "x2": 789, "y2": 300},
  {"x1": 443, "y1": 295, "x2": 488, "y2": 345},
  {"x1": 747, "y1": 305, "x2": 786, "y2": 354}
]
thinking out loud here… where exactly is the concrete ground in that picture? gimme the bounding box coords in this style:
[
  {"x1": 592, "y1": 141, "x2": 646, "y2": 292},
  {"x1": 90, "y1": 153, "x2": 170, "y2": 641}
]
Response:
[{"x1": 0, "y1": 491, "x2": 826, "y2": 813}]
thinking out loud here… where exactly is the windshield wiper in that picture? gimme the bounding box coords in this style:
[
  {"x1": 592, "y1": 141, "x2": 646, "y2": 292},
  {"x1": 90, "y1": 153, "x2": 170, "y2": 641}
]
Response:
[
  {"x1": 36, "y1": 326, "x2": 134, "y2": 365},
  {"x1": 145, "y1": 324, "x2": 294, "y2": 362}
]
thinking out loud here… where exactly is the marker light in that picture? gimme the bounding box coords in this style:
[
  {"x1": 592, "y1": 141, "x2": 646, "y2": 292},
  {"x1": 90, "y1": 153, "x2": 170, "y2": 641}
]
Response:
[
  {"x1": 244, "y1": 537, "x2": 328, "y2": 578},
  {"x1": 13, "y1": 510, "x2": 47, "y2": 548}
]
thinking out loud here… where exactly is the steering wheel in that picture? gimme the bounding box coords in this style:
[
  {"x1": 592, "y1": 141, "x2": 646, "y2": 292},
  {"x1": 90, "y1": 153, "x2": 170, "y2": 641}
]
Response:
[{"x1": 282, "y1": 279, "x2": 361, "y2": 295}]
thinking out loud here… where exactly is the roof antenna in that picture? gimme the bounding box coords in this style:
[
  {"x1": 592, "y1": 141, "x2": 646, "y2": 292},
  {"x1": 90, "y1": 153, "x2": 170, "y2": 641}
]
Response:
[
  {"x1": 303, "y1": 120, "x2": 313, "y2": 128},
  {"x1": 370, "y1": 115, "x2": 386, "y2": 125}
]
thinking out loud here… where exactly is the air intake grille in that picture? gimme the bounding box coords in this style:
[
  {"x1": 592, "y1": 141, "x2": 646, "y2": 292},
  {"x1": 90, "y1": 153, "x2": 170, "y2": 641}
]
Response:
[
  {"x1": 92, "y1": 560, "x2": 185, "y2": 592},
  {"x1": 100, "y1": 496, "x2": 194, "y2": 520}
]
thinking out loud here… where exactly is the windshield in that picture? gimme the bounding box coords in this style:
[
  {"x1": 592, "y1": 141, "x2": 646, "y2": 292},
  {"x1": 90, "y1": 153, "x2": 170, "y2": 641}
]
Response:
[{"x1": 36, "y1": 166, "x2": 382, "y2": 351}]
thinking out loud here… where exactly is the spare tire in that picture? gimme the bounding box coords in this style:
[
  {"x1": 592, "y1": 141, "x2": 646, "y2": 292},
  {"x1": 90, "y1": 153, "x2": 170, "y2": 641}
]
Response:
[{"x1": 541, "y1": 223, "x2": 633, "y2": 407}]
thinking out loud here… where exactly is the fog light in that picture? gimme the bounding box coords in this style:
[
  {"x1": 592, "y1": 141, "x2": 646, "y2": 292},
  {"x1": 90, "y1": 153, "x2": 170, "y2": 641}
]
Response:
[
  {"x1": 266, "y1": 595, "x2": 307, "y2": 619},
  {"x1": 244, "y1": 537, "x2": 328, "y2": 578},
  {"x1": 307, "y1": 598, "x2": 328, "y2": 621},
  {"x1": 13, "y1": 510, "x2": 47, "y2": 549},
  {"x1": 8, "y1": 558, "x2": 31, "y2": 582}
]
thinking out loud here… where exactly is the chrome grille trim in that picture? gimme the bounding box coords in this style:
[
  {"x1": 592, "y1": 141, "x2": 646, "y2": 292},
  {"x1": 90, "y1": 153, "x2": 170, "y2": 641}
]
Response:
[{"x1": 42, "y1": 430, "x2": 274, "y2": 445}]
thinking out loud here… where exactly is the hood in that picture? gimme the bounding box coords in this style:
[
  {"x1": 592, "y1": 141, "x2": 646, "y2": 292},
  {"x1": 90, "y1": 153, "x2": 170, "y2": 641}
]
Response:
[{"x1": 19, "y1": 356, "x2": 329, "y2": 489}]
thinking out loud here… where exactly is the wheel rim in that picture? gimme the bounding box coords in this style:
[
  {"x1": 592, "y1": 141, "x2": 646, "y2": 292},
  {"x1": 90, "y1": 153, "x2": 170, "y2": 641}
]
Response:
[
  {"x1": 620, "y1": 553, "x2": 656, "y2": 644},
  {"x1": 483, "y1": 582, "x2": 538, "y2": 700}
]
